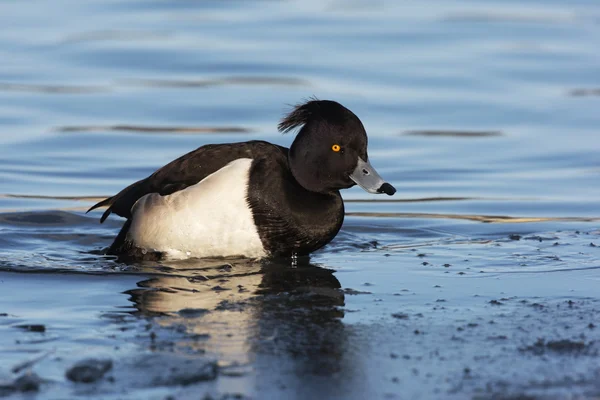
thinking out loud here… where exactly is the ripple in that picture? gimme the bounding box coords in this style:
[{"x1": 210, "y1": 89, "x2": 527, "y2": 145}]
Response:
[
  {"x1": 441, "y1": 11, "x2": 577, "y2": 24},
  {"x1": 0, "y1": 194, "x2": 106, "y2": 202},
  {"x1": 346, "y1": 212, "x2": 600, "y2": 223},
  {"x1": 568, "y1": 88, "x2": 600, "y2": 97},
  {"x1": 56, "y1": 125, "x2": 252, "y2": 134},
  {"x1": 345, "y1": 196, "x2": 477, "y2": 203},
  {"x1": 123, "y1": 76, "x2": 310, "y2": 89},
  {"x1": 0, "y1": 82, "x2": 107, "y2": 94},
  {"x1": 61, "y1": 30, "x2": 173, "y2": 44},
  {"x1": 0, "y1": 210, "x2": 94, "y2": 227},
  {"x1": 403, "y1": 130, "x2": 503, "y2": 138}
]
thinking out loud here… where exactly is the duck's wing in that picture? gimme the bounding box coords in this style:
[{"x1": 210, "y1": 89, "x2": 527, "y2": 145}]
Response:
[{"x1": 87, "y1": 141, "x2": 286, "y2": 223}]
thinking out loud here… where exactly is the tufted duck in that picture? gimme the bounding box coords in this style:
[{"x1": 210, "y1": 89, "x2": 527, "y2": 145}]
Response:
[{"x1": 88, "y1": 99, "x2": 396, "y2": 259}]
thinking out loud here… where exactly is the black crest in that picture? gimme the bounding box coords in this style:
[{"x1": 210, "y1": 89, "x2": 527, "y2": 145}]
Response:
[
  {"x1": 278, "y1": 98, "x2": 360, "y2": 134},
  {"x1": 278, "y1": 98, "x2": 321, "y2": 134}
]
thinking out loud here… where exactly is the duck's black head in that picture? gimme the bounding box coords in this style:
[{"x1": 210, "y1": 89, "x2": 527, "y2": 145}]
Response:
[{"x1": 279, "y1": 99, "x2": 396, "y2": 196}]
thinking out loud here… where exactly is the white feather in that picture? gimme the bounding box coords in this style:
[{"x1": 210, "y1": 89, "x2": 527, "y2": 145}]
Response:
[{"x1": 127, "y1": 158, "x2": 267, "y2": 259}]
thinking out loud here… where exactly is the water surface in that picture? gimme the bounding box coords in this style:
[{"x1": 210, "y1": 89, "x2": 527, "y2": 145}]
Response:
[{"x1": 1, "y1": 0, "x2": 599, "y2": 398}]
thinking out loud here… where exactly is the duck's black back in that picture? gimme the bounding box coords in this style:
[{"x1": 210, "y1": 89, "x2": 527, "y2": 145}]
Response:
[{"x1": 89, "y1": 140, "x2": 286, "y2": 222}]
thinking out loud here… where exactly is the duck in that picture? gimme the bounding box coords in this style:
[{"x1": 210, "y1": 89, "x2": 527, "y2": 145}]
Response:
[{"x1": 88, "y1": 99, "x2": 396, "y2": 260}]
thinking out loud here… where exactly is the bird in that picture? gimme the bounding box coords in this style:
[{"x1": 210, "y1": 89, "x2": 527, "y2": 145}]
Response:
[{"x1": 88, "y1": 99, "x2": 396, "y2": 260}]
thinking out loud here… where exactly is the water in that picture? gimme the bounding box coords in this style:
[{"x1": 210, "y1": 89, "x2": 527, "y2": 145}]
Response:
[{"x1": 1, "y1": 0, "x2": 599, "y2": 398}]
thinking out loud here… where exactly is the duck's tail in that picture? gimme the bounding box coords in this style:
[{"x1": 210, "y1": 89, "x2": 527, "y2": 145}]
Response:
[{"x1": 86, "y1": 197, "x2": 114, "y2": 223}]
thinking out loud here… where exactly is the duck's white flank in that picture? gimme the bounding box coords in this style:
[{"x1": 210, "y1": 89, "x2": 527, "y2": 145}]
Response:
[{"x1": 127, "y1": 158, "x2": 267, "y2": 259}]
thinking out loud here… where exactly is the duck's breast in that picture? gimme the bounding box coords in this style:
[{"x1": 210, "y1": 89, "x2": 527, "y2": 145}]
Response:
[{"x1": 127, "y1": 158, "x2": 267, "y2": 259}]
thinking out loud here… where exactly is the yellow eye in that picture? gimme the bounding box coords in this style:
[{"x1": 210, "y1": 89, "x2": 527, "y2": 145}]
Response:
[{"x1": 332, "y1": 144, "x2": 341, "y2": 152}]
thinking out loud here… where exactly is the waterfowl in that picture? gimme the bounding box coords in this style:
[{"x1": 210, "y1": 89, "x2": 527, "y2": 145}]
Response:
[{"x1": 88, "y1": 99, "x2": 396, "y2": 259}]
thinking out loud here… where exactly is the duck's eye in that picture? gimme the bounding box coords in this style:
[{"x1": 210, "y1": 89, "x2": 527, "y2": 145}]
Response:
[{"x1": 332, "y1": 144, "x2": 341, "y2": 152}]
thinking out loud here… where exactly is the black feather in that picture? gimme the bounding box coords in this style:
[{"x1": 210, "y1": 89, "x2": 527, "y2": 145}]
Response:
[
  {"x1": 278, "y1": 97, "x2": 322, "y2": 134},
  {"x1": 87, "y1": 197, "x2": 114, "y2": 223},
  {"x1": 86, "y1": 196, "x2": 112, "y2": 214},
  {"x1": 100, "y1": 207, "x2": 112, "y2": 223}
]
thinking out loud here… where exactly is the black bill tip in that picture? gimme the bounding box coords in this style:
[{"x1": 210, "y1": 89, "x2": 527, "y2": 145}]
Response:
[{"x1": 377, "y1": 182, "x2": 396, "y2": 196}]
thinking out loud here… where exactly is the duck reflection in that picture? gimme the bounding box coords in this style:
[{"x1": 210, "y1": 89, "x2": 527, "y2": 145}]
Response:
[{"x1": 125, "y1": 257, "x2": 346, "y2": 376}]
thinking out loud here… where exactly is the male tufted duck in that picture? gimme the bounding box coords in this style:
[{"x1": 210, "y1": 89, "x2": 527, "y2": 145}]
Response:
[{"x1": 88, "y1": 100, "x2": 396, "y2": 259}]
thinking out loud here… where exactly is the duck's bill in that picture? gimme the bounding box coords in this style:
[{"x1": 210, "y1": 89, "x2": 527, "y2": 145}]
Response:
[{"x1": 350, "y1": 157, "x2": 396, "y2": 196}]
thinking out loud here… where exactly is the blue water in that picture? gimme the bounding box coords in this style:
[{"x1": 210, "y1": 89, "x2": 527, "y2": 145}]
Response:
[{"x1": 0, "y1": 0, "x2": 599, "y2": 399}]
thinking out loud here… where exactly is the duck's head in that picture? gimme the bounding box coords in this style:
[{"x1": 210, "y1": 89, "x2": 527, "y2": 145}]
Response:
[{"x1": 279, "y1": 99, "x2": 396, "y2": 196}]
